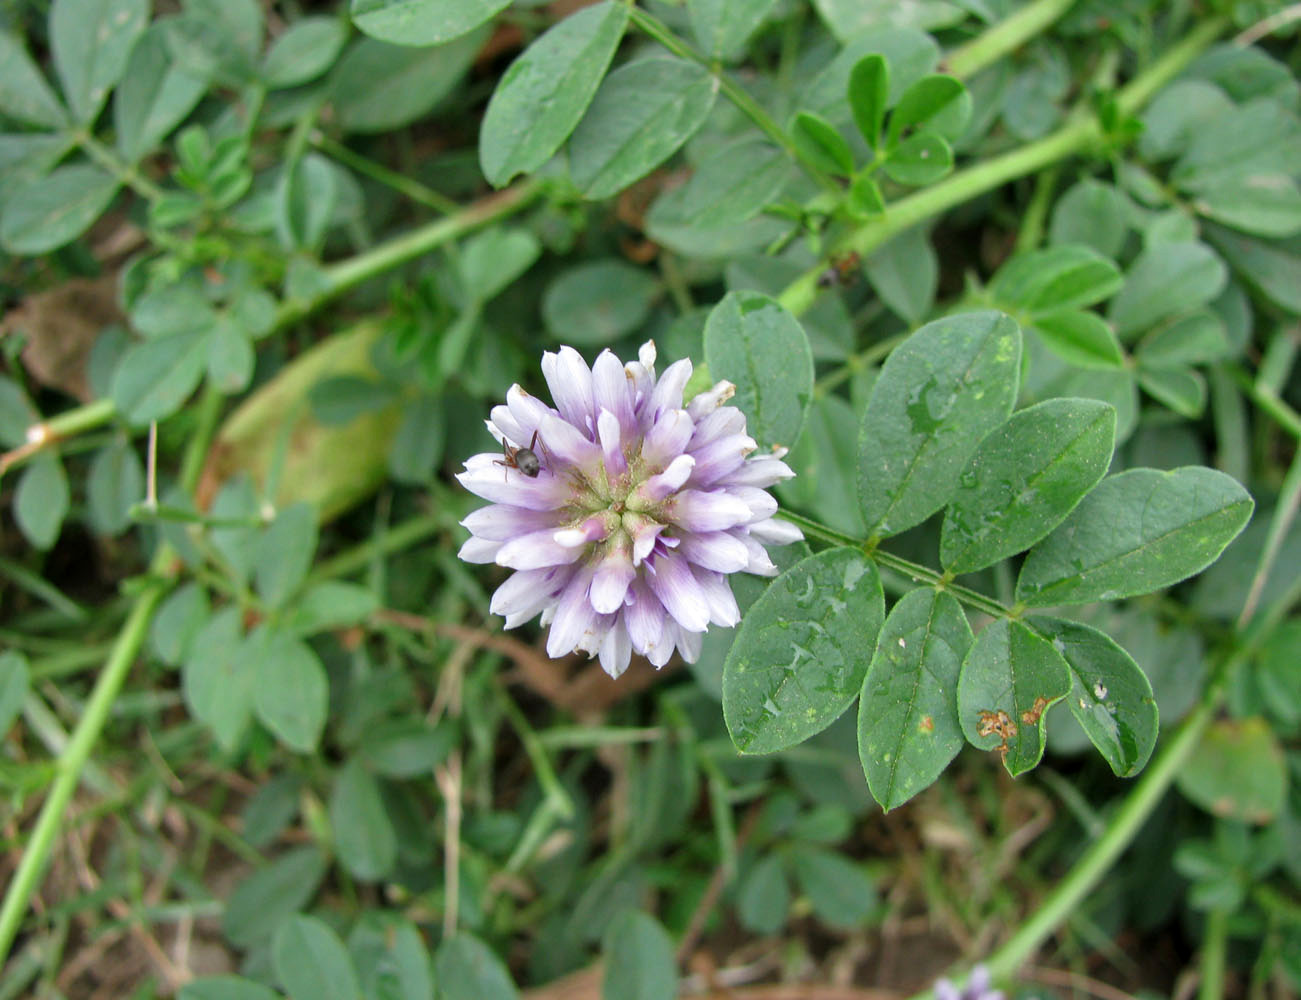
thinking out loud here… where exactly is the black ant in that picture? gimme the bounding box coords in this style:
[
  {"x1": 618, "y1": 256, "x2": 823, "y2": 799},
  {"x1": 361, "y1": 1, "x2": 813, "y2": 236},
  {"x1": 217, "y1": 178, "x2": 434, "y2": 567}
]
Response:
[
  {"x1": 817, "y1": 250, "x2": 863, "y2": 289},
  {"x1": 495, "y1": 430, "x2": 543, "y2": 479}
]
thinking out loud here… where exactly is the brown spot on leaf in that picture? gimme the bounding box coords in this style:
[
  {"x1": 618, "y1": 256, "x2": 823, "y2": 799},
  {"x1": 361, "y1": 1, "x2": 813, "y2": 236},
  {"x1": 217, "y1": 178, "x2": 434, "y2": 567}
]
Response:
[
  {"x1": 976, "y1": 709, "x2": 1017, "y2": 760},
  {"x1": 919, "y1": 715, "x2": 934, "y2": 733},
  {"x1": 1020, "y1": 696, "x2": 1050, "y2": 726}
]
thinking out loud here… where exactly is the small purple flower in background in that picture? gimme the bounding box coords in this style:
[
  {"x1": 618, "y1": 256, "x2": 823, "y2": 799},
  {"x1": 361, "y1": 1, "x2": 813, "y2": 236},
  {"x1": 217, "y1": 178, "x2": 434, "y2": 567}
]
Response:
[
  {"x1": 935, "y1": 966, "x2": 1005, "y2": 1000},
  {"x1": 457, "y1": 341, "x2": 802, "y2": 679}
]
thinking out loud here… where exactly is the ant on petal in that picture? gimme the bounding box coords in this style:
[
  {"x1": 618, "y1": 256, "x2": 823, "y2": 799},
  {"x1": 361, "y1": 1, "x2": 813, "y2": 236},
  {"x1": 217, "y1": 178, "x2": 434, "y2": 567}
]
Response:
[{"x1": 495, "y1": 430, "x2": 543, "y2": 480}]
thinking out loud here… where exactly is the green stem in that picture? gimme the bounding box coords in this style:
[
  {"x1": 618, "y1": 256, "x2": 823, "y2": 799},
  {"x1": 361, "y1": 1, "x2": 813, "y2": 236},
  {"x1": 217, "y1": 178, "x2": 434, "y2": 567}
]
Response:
[
  {"x1": 626, "y1": 6, "x2": 839, "y2": 193},
  {"x1": 311, "y1": 131, "x2": 461, "y2": 215},
  {"x1": 75, "y1": 131, "x2": 165, "y2": 202},
  {"x1": 776, "y1": 510, "x2": 1010, "y2": 620},
  {"x1": 0, "y1": 385, "x2": 225, "y2": 966},
  {"x1": 1198, "y1": 908, "x2": 1230, "y2": 1000},
  {"x1": 778, "y1": 16, "x2": 1228, "y2": 317},
  {"x1": 308, "y1": 511, "x2": 450, "y2": 583},
  {"x1": 944, "y1": 0, "x2": 1080, "y2": 78},
  {"x1": 1226, "y1": 363, "x2": 1301, "y2": 441},
  {"x1": 1015, "y1": 163, "x2": 1059, "y2": 253}
]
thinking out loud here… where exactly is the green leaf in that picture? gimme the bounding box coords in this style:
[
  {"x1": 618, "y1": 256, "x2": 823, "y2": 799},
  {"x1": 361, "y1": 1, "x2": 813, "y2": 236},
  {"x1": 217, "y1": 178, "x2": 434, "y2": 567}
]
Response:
[
  {"x1": 1205, "y1": 224, "x2": 1301, "y2": 316},
  {"x1": 789, "y1": 845, "x2": 876, "y2": 928},
  {"x1": 254, "y1": 502, "x2": 318, "y2": 609},
  {"x1": 114, "y1": 24, "x2": 209, "y2": 161},
  {"x1": 1135, "y1": 309, "x2": 1231, "y2": 368},
  {"x1": 1191, "y1": 172, "x2": 1301, "y2": 239},
  {"x1": 862, "y1": 225, "x2": 936, "y2": 326},
  {"x1": 459, "y1": 228, "x2": 541, "y2": 302},
  {"x1": 601, "y1": 911, "x2": 677, "y2": 1000},
  {"x1": 250, "y1": 628, "x2": 329, "y2": 753},
  {"x1": 541, "y1": 259, "x2": 659, "y2": 347},
  {"x1": 847, "y1": 53, "x2": 889, "y2": 150},
  {"x1": 350, "y1": 0, "x2": 510, "y2": 47},
  {"x1": 1137, "y1": 364, "x2": 1206, "y2": 419},
  {"x1": 940, "y1": 398, "x2": 1116, "y2": 573},
  {"x1": 206, "y1": 318, "x2": 254, "y2": 395},
  {"x1": 151, "y1": 582, "x2": 210, "y2": 667},
  {"x1": 1029, "y1": 618, "x2": 1157, "y2": 777},
  {"x1": 179, "y1": 977, "x2": 280, "y2": 1000},
  {"x1": 349, "y1": 915, "x2": 435, "y2": 1000},
  {"x1": 1016, "y1": 466, "x2": 1254, "y2": 606},
  {"x1": 671, "y1": 137, "x2": 791, "y2": 227},
  {"x1": 957, "y1": 618, "x2": 1071, "y2": 776},
  {"x1": 285, "y1": 581, "x2": 379, "y2": 636},
  {"x1": 50, "y1": 0, "x2": 148, "y2": 124},
  {"x1": 847, "y1": 172, "x2": 885, "y2": 218},
  {"x1": 388, "y1": 394, "x2": 446, "y2": 484},
  {"x1": 881, "y1": 130, "x2": 951, "y2": 186},
  {"x1": 167, "y1": 0, "x2": 263, "y2": 84},
  {"x1": 569, "y1": 57, "x2": 716, "y2": 199},
  {"x1": 221, "y1": 846, "x2": 326, "y2": 948},
  {"x1": 331, "y1": 29, "x2": 484, "y2": 134},
  {"x1": 858, "y1": 588, "x2": 971, "y2": 811},
  {"x1": 687, "y1": 0, "x2": 779, "y2": 61},
  {"x1": 857, "y1": 310, "x2": 1021, "y2": 538},
  {"x1": 0, "y1": 31, "x2": 67, "y2": 129},
  {"x1": 87, "y1": 438, "x2": 144, "y2": 536},
  {"x1": 1257, "y1": 620, "x2": 1301, "y2": 726},
  {"x1": 703, "y1": 290, "x2": 814, "y2": 451},
  {"x1": 790, "y1": 110, "x2": 854, "y2": 177},
  {"x1": 1030, "y1": 310, "x2": 1125, "y2": 369},
  {"x1": 1108, "y1": 242, "x2": 1226, "y2": 339},
  {"x1": 723, "y1": 547, "x2": 884, "y2": 755},
  {"x1": 479, "y1": 1, "x2": 629, "y2": 186},
  {"x1": 1049, "y1": 178, "x2": 1128, "y2": 258},
  {"x1": 330, "y1": 757, "x2": 398, "y2": 880},
  {"x1": 0, "y1": 650, "x2": 29, "y2": 736},
  {"x1": 989, "y1": 245, "x2": 1123, "y2": 317},
  {"x1": 111, "y1": 329, "x2": 208, "y2": 425},
  {"x1": 887, "y1": 73, "x2": 966, "y2": 144},
  {"x1": 800, "y1": 28, "x2": 939, "y2": 119},
  {"x1": 183, "y1": 607, "x2": 253, "y2": 753},
  {"x1": 261, "y1": 17, "x2": 346, "y2": 89},
  {"x1": 356, "y1": 718, "x2": 453, "y2": 777},
  {"x1": 736, "y1": 855, "x2": 789, "y2": 933},
  {"x1": 0, "y1": 163, "x2": 120, "y2": 255},
  {"x1": 1171, "y1": 97, "x2": 1301, "y2": 190},
  {"x1": 811, "y1": 0, "x2": 964, "y2": 40},
  {"x1": 0, "y1": 375, "x2": 35, "y2": 447},
  {"x1": 776, "y1": 394, "x2": 865, "y2": 536},
  {"x1": 436, "y1": 934, "x2": 519, "y2": 1000},
  {"x1": 273, "y1": 915, "x2": 362, "y2": 1000},
  {"x1": 14, "y1": 453, "x2": 68, "y2": 550},
  {"x1": 1176, "y1": 717, "x2": 1287, "y2": 824},
  {"x1": 276, "y1": 152, "x2": 337, "y2": 251}
]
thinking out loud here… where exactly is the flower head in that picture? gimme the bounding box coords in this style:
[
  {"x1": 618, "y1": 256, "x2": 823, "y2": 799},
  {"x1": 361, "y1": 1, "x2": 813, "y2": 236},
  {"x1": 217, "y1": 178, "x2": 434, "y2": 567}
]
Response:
[
  {"x1": 935, "y1": 966, "x2": 1004, "y2": 1000},
  {"x1": 457, "y1": 341, "x2": 801, "y2": 678}
]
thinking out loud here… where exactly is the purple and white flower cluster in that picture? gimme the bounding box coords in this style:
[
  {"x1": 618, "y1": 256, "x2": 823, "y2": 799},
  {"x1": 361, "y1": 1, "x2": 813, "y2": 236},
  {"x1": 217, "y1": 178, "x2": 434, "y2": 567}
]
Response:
[{"x1": 457, "y1": 341, "x2": 801, "y2": 678}]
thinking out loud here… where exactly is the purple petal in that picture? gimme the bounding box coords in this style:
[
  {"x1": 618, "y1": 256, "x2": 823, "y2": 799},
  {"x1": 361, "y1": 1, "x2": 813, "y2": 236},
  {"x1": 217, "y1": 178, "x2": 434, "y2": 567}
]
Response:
[
  {"x1": 540, "y1": 412, "x2": 603, "y2": 475},
  {"x1": 504, "y1": 385, "x2": 555, "y2": 441},
  {"x1": 689, "y1": 406, "x2": 746, "y2": 448},
  {"x1": 641, "y1": 408, "x2": 693, "y2": 469},
  {"x1": 553, "y1": 514, "x2": 611, "y2": 548},
  {"x1": 749, "y1": 517, "x2": 804, "y2": 544},
  {"x1": 685, "y1": 380, "x2": 735, "y2": 420},
  {"x1": 457, "y1": 462, "x2": 572, "y2": 511},
  {"x1": 491, "y1": 567, "x2": 570, "y2": 624},
  {"x1": 724, "y1": 454, "x2": 796, "y2": 488},
  {"x1": 597, "y1": 408, "x2": 627, "y2": 477},
  {"x1": 496, "y1": 529, "x2": 588, "y2": 570},
  {"x1": 589, "y1": 541, "x2": 634, "y2": 614},
  {"x1": 599, "y1": 622, "x2": 632, "y2": 678},
  {"x1": 546, "y1": 566, "x2": 598, "y2": 658},
  {"x1": 646, "y1": 550, "x2": 711, "y2": 632},
  {"x1": 461, "y1": 504, "x2": 562, "y2": 541},
  {"x1": 489, "y1": 405, "x2": 528, "y2": 448},
  {"x1": 647, "y1": 358, "x2": 692, "y2": 424},
  {"x1": 676, "y1": 531, "x2": 750, "y2": 573},
  {"x1": 666, "y1": 489, "x2": 753, "y2": 532},
  {"x1": 457, "y1": 536, "x2": 501, "y2": 564},
  {"x1": 687, "y1": 434, "x2": 755, "y2": 487},
  {"x1": 624, "y1": 579, "x2": 667, "y2": 660},
  {"x1": 592, "y1": 350, "x2": 635, "y2": 435},
  {"x1": 624, "y1": 512, "x2": 666, "y2": 565},
  {"x1": 636, "y1": 454, "x2": 694, "y2": 503},
  {"x1": 694, "y1": 567, "x2": 740, "y2": 627},
  {"x1": 542, "y1": 346, "x2": 595, "y2": 434}
]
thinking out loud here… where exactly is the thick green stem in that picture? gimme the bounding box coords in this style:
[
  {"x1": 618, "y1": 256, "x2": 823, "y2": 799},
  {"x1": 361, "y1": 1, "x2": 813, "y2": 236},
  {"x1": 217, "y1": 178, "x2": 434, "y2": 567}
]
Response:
[
  {"x1": 778, "y1": 16, "x2": 1228, "y2": 317},
  {"x1": 1198, "y1": 908, "x2": 1230, "y2": 1000},
  {"x1": 944, "y1": 0, "x2": 1079, "y2": 78}
]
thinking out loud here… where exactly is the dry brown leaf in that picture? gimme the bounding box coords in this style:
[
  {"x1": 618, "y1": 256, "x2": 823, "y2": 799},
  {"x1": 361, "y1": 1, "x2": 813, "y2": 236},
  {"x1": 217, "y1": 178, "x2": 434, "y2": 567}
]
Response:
[{"x1": 3, "y1": 276, "x2": 122, "y2": 402}]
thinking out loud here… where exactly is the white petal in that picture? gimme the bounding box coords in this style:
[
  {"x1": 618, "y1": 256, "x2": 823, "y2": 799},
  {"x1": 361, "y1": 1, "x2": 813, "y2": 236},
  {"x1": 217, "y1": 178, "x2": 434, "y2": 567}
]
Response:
[
  {"x1": 546, "y1": 567, "x2": 597, "y2": 658},
  {"x1": 461, "y1": 504, "x2": 561, "y2": 541},
  {"x1": 542, "y1": 346, "x2": 595, "y2": 434},
  {"x1": 667, "y1": 489, "x2": 753, "y2": 531},
  {"x1": 637, "y1": 454, "x2": 695, "y2": 502},
  {"x1": 597, "y1": 408, "x2": 627, "y2": 477},
  {"x1": 726, "y1": 486, "x2": 778, "y2": 523},
  {"x1": 598, "y1": 622, "x2": 633, "y2": 678},
  {"x1": 457, "y1": 536, "x2": 502, "y2": 563},
  {"x1": 725, "y1": 455, "x2": 797, "y2": 488},
  {"x1": 646, "y1": 550, "x2": 711, "y2": 632},
  {"x1": 592, "y1": 350, "x2": 635, "y2": 434},
  {"x1": 641, "y1": 408, "x2": 694, "y2": 469},
  {"x1": 738, "y1": 532, "x2": 778, "y2": 575},
  {"x1": 686, "y1": 380, "x2": 735, "y2": 420},
  {"x1": 748, "y1": 517, "x2": 804, "y2": 544},
  {"x1": 647, "y1": 358, "x2": 692, "y2": 424},
  {"x1": 456, "y1": 466, "x2": 572, "y2": 510},
  {"x1": 625, "y1": 579, "x2": 667, "y2": 658},
  {"x1": 491, "y1": 567, "x2": 571, "y2": 622},
  {"x1": 505, "y1": 384, "x2": 555, "y2": 441},
  {"x1": 589, "y1": 544, "x2": 635, "y2": 614},
  {"x1": 496, "y1": 529, "x2": 589, "y2": 570},
  {"x1": 540, "y1": 412, "x2": 603, "y2": 474},
  {"x1": 676, "y1": 531, "x2": 750, "y2": 573},
  {"x1": 694, "y1": 567, "x2": 740, "y2": 627}
]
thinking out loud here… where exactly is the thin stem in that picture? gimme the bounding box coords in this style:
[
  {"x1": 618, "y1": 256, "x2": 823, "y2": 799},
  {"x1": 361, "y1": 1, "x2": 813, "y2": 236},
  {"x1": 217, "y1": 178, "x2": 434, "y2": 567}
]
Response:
[
  {"x1": 0, "y1": 384, "x2": 224, "y2": 966},
  {"x1": 309, "y1": 511, "x2": 449, "y2": 583},
  {"x1": 1015, "y1": 163, "x2": 1059, "y2": 253},
  {"x1": 626, "y1": 6, "x2": 839, "y2": 193},
  {"x1": 944, "y1": 0, "x2": 1080, "y2": 78},
  {"x1": 1226, "y1": 363, "x2": 1301, "y2": 441},
  {"x1": 778, "y1": 16, "x2": 1228, "y2": 317},
  {"x1": 1198, "y1": 908, "x2": 1230, "y2": 1000},
  {"x1": 1237, "y1": 442, "x2": 1301, "y2": 629},
  {"x1": 75, "y1": 131, "x2": 165, "y2": 202},
  {"x1": 311, "y1": 131, "x2": 461, "y2": 215},
  {"x1": 776, "y1": 510, "x2": 1010, "y2": 620}
]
